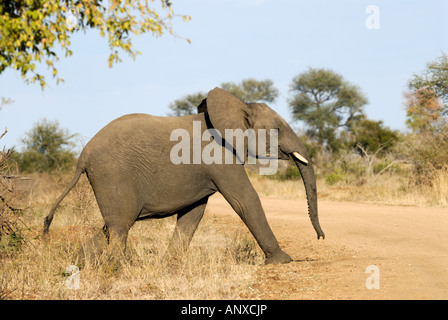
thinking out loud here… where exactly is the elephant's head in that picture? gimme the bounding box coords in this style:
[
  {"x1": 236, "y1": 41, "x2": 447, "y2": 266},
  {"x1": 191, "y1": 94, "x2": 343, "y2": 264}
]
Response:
[{"x1": 203, "y1": 87, "x2": 325, "y2": 240}]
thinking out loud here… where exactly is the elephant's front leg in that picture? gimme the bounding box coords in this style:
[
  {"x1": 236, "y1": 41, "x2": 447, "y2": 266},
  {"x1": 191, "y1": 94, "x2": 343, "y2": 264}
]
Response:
[
  {"x1": 214, "y1": 166, "x2": 292, "y2": 264},
  {"x1": 214, "y1": 168, "x2": 292, "y2": 264},
  {"x1": 168, "y1": 197, "x2": 209, "y2": 254}
]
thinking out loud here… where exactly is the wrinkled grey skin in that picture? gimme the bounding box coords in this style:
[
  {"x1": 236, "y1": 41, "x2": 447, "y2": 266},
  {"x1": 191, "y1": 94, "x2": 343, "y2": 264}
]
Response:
[{"x1": 44, "y1": 88, "x2": 324, "y2": 264}]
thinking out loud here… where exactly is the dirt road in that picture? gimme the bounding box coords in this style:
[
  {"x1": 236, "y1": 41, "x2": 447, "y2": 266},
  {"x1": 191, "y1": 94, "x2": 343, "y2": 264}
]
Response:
[{"x1": 206, "y1": 194, "x2": 448, "y2": 300}]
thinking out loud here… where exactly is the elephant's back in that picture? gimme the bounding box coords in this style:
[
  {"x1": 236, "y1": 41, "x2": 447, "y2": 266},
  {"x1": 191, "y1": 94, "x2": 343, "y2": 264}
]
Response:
[
  {"x1": 78, "y1": 113, "x2": 203, "y2": 169},
  {"x1": 81, "y1": 114, "x2": 160, "y2": 158}
]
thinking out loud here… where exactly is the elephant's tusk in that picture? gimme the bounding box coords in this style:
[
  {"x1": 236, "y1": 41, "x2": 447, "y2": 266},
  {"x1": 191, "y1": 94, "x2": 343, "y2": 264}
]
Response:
[{"x1": 292, "y1": 152, "x2": 308, "y2": 164}]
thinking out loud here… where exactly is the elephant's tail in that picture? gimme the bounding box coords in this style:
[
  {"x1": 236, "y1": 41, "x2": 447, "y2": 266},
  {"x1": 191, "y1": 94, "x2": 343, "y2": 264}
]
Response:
[{"x1": 43, "y1": 166, "x2": 84, "y2": 235}]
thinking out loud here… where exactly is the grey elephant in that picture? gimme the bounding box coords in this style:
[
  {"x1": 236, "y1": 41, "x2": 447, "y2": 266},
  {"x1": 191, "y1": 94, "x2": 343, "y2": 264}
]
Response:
[{"x1": 44, "y1": 87, "x2": 324, "y2": 264}]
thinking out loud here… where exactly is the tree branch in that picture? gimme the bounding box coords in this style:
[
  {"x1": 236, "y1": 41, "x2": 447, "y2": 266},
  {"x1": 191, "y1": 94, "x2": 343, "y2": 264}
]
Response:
[{"x1": 0, "y1": 128, "x2": 7, "y2": 140}]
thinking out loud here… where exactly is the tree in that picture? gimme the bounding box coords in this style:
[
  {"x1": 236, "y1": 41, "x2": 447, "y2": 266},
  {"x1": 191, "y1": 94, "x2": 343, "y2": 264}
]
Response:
[
  {"x1": 405, "y1": 53, "x2": 448, "y2": 132},
  {"x1": 408, "y1": 53, "x2": 448, "y2": 108},
  {"x1": 350, "y1": 119, "x2": 399, "y2": 157},
  {"x1": 403, "y1": 53, "x2": 448, "y2": 184},
  {"x1": 168, "y1": 92, "x2": 206, "y2": 116},
  {"x1": 220, "y1": 78, "x2": 279, "y2": 103},
  {"x1": 12, "y1": 119, "x2": 77, "y2": 172},
  {"x1": 0, "y1": 0, "x2": 190, "y2": 89},
  {"x1": 348, "y1": 119, "x2": 400, "y2": 177},
  {"x1": 404, "y1": 87, "x2": 443, "y2": 133},
  {"x1": 168, "y1": 78, "x2": 279, "y2": 116},
  {"x1": 289, "y1": 68, "x2": 368, "y2": 151}
]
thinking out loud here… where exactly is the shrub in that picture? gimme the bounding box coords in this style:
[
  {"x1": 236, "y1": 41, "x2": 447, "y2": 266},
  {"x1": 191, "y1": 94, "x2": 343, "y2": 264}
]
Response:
[
  {"x1": 276, "y1": 165, "x2": 302, "y2": 181},
  {"x1": 399, "y1": 122, "x2": 448, "y2": 185},
  {"x1": 1, "y1": 130, "x2": 28, "y2": 259},
  {"x1": 325, "y1": 168, "x2": 346, "y2": 186},
  {"x1": 12, "y1": 119, "x2": 77, "y2": 173}
]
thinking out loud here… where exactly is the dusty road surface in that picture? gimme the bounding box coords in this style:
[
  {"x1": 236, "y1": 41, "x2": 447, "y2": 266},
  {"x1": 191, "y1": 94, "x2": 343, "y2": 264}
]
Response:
[{"x1": 206, "y1": 194, "x2": 448, "y2": 300}]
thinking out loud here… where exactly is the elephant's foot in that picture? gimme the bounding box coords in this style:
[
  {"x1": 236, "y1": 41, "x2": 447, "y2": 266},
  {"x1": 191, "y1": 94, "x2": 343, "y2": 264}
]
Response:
[
  {"x1": 265, "y1": 250, "x2": 293, "y2": 265},
  {"x1": 77, "y1": 242, "x2": 127, "y2": 273},
  {"x1": 76, "y1": 242, "x2": 103, "y2": 268},
  {"x1": 75, "y1": 228, "x2": 109, "y2": 267}
]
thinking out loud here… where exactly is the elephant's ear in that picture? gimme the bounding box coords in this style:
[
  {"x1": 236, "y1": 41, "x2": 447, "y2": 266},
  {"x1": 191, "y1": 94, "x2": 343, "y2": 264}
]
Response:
[
  {"x1": 197, "y1": 99, "x2": 207, "y2": 113},
  {"x1": 206, "y1": 87, "x2": 250, "y2": 133}
]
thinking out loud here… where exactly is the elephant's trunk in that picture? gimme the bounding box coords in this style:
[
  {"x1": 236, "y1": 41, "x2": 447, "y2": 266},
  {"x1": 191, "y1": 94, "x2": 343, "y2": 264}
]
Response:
[{"x1": 292, "y1": 155, "x2": 325, "y2": 240}]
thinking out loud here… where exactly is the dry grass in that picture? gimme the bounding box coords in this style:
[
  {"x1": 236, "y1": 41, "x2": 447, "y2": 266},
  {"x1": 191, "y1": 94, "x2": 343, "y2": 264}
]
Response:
[
  {"x1": 431, "y1": 168, "x2": 448, "y2": 206},
  {"x1": 250, "y1": 168, "x2": 448, "y2": 207},
  {"x1": 1, "y1": 164, "x2": 447, "y2": 300},
  {"x1": 338, "y1": 169, "x2": 448, "y2": 207},
  {"x1": 249, "y1": 176, "x2": 307, "y2": 200},
  {"x1": 0, "y1": 173, "x2": 263, "y2": 300},
  {"x1": 1, "y1": 220, "x2": 261, "y2": 299}
]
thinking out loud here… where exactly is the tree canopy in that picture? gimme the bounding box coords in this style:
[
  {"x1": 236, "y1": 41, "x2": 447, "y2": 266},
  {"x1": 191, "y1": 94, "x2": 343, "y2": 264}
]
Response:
[
  {"x1": 220, "y1": 79, "x2": 278, "y2": 103},
  {"x1": 168, "y1": 92, "x2": 206, "y2": 117},
  {"x1": 168, "y1": 78, "x2": 279, "y2": 116},
  {"x1": 402, "y1": 53, "x2": 448, "y2": 183},
  {"x1": 289, "y1": 68, "x2": 368, "y2": 151},
  {"x1": 0, "y1": 0, "x2": 190, "y2": 89},
  {"x1": 350, "y1": 118, "x2": 399, "y2": 157},
  {"x1": 405, "y1": 53, "x2": 448, "y2": 132}
]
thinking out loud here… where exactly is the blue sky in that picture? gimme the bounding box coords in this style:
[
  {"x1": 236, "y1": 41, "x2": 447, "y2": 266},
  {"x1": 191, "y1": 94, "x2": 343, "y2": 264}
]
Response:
[{"x1": 1, "y1": 0, "x2": 447, "y2": 150}]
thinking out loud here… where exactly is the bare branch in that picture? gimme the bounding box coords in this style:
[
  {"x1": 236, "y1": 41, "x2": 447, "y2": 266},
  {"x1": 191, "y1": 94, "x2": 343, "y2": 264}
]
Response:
[
  {"x1": 0, "y1": 128, "x2": 7, "y2": 140},
  {"x1": 376, "y1": 160, "x2": 403, "y2": 176}
]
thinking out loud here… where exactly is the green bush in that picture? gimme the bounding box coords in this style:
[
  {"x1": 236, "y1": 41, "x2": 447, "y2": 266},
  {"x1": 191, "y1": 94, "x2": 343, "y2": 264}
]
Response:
[
  {"x1": 0, "y1": 231, "x2": 25, "y2": 256},
  {"x1": 280, "y1": 165, "x2": 301, "y2": 180},
  {"x1": 11, "y1": 119, "x2": 77, "y2": 173},
  {"x1": 325, "y1": 168, "x2": 346, "y2": 186},
  {"x1": 268, "y1": 164, "x2": 302, "y2": 181}
]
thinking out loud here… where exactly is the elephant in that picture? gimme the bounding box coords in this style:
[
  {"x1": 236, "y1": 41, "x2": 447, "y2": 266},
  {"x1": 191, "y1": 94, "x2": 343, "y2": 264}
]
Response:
[{"x1": 43, "y1": 87, "x2": 324, "y2": 265}]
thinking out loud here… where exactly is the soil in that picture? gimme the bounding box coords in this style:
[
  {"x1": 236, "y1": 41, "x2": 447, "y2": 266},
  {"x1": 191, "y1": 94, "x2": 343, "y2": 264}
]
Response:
[{"x1": 206, "y1": 194, "x2": 448, "y2": 300}]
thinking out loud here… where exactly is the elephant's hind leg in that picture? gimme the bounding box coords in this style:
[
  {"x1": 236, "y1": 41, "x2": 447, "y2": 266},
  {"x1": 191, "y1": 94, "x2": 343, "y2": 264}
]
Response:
[
  {"x1": 77, "y1": 225, "x2": 109, "y2": 266},
  {"x1": 168, "y1": 197, "x2": 209, "y2": 254},
  {"x1": 78, "y1": 220, "x2": 135, "y2": 267},
  {"x1": 79, "y1": 183, "x2": 140, "y2": 265}
]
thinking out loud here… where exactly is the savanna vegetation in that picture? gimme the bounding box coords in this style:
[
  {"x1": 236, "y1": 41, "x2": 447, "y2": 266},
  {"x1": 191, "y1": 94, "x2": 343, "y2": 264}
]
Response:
[
  {"x1": 2, "y1": 54, "x2": 447, "y2": 299},
  {"x1": 169, "y1": 58, "x2": 448, "y2": 208},
  {"x1": 0, "y1": 1, "x2": 447, "y2": 300}
]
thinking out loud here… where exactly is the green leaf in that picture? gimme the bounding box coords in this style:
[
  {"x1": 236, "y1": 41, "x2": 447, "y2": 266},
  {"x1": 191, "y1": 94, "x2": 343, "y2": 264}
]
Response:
[{"x1": 0, "y1": 0, "x2": 191, "y2": 90}]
